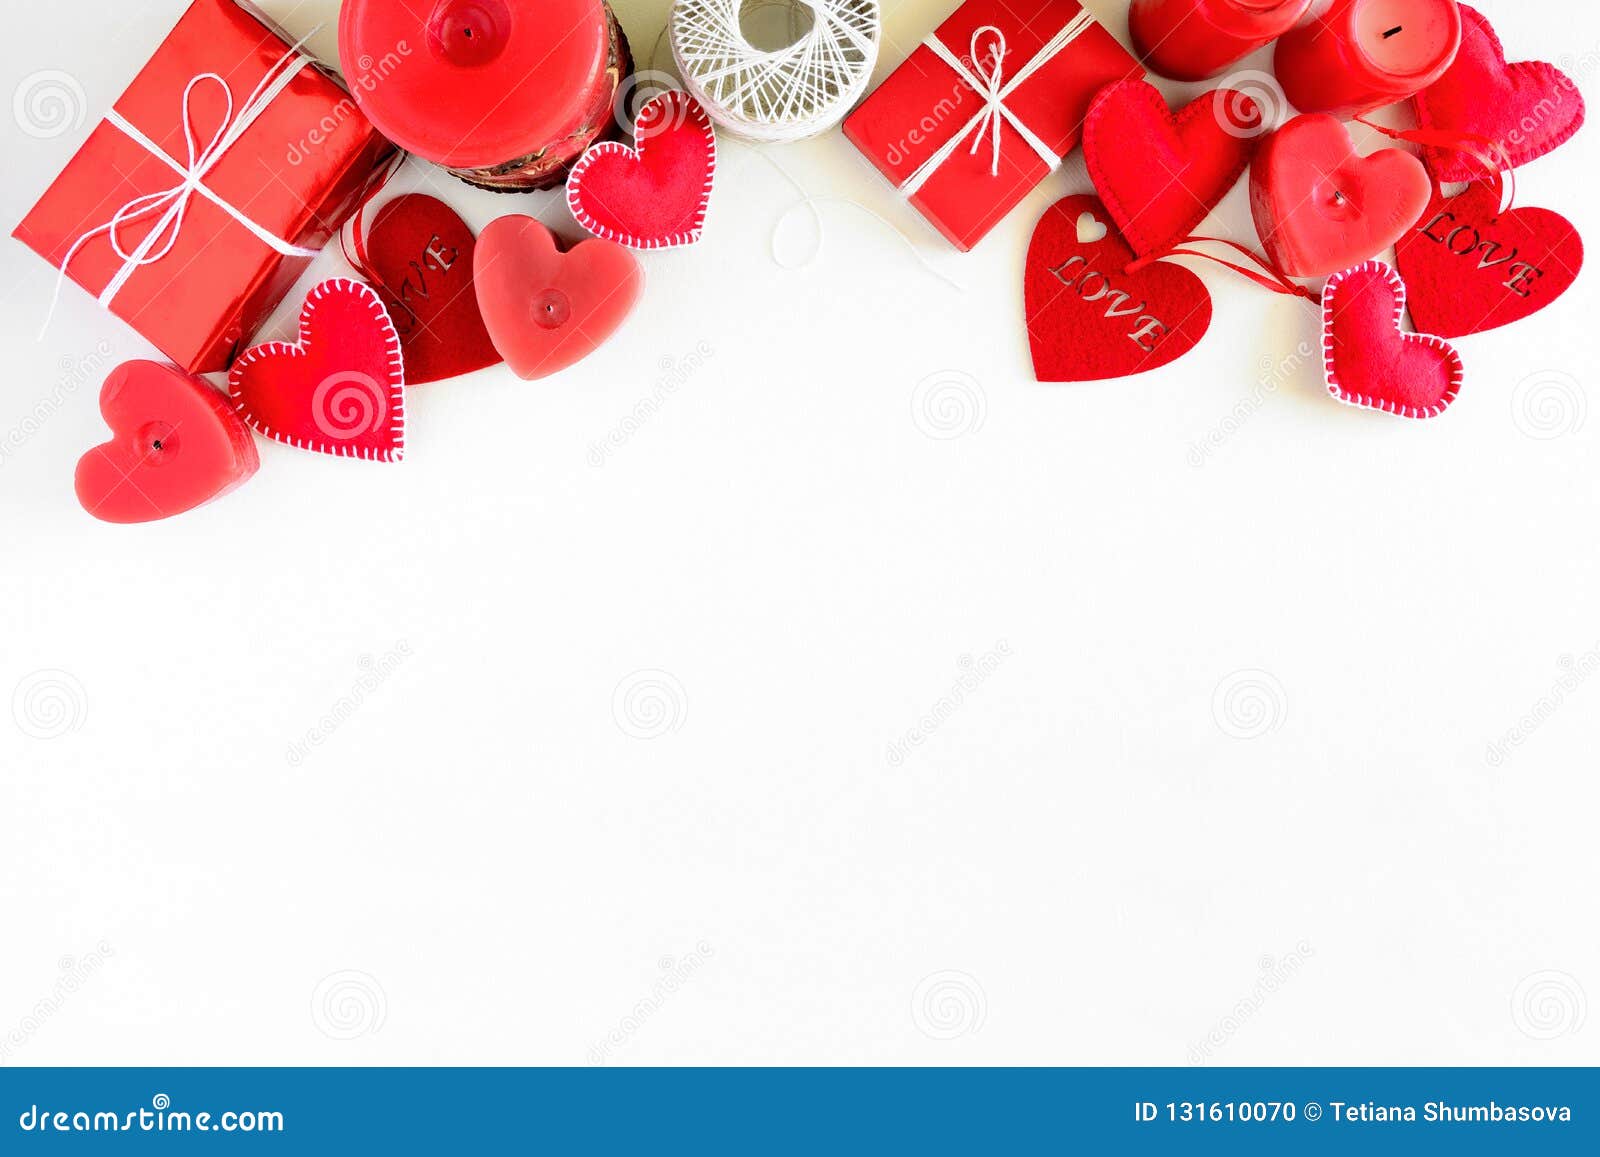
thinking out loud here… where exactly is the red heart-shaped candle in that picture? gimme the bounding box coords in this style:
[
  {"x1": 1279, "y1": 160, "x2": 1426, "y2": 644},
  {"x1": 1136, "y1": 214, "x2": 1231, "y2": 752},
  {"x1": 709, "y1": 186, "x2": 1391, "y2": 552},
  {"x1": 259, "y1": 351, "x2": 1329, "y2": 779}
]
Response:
[
  {"x1": 1394, "y1": 179, "x2": 1584, "y2": 338},
  {"x1": 473, "y1": 215, "x2": 643, "y2": 380},
  {"x1": 1250, "y1": 114, "x2": 1432, "y2": 278},
  {"x1": 229, "y1": 278, "x2": 406, "y2": 462},
  {"x1": 565, "y1": 90, "x2": 716, "y2": 249},
  {"x1": 76, "y1": 360, "x2": 259, "y2": 523},
  {"x1": 353, "y1": 193, "x2": 501, "y2": 385},
  {"x1": 1321, "y1": 260, "x2": 1463, "y2": 419},
  {"x1": 1025, "y1": 195, "x2": 1213, "y2": 382},
  {"x1": 1083, "y1": 79, "x2": 1262, "y2": 258},
  {"x1": 1414, "y1": 4, "x2": 1586, "y2": 182}
]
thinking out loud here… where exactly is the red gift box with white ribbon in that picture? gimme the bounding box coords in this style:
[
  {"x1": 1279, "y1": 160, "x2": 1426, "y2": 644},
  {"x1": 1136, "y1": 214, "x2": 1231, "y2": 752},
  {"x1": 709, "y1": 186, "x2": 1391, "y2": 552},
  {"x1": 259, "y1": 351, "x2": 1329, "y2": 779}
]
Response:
[{"x1": 842, "y1": 0, "x2": 1139, "y2": 251}]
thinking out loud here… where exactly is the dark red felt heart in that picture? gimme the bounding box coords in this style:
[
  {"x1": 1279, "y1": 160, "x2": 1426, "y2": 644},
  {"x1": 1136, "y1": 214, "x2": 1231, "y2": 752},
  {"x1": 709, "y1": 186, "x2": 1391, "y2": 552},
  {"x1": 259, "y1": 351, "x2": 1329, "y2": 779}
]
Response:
[
  {"x1": 76, "y1": 360, "x2": 259, "y2": 524},
  {"x1": 1025, "y1": 194, "x2": 1212, "y2": 382},
  {"x1": 351, "y1": 194, "x2": 501, "y2": 385},
  {"x1": 1321, "y1": 261, "x2": 1463, "y2": 419},
  {"x1": 1083, "y1": 79, "x2": 1262, "y2": 258},
  {"x1": 229, "y1": 278, "x2": 406, "y2": 462},
  {"x1": 1394, "y1": 179, "x2": 1584, "y2": 338},
  {"x1": 1413, "y1": 4, "x2": 1585, "y2": 182},
  {"x1": 566, "y1": 90, "x2": 716, "y2": 249}
]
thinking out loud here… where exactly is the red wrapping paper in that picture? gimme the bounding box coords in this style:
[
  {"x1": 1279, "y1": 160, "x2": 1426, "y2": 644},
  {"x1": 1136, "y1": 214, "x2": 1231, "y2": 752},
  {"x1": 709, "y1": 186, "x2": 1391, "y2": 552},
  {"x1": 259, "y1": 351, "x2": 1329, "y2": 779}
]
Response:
[
  {"x1": 842, "y1": 0, "x2": 1139, "y2": 251},
  {"x1": 13, "y1": 0, "x2": 395, "y2": 373}
]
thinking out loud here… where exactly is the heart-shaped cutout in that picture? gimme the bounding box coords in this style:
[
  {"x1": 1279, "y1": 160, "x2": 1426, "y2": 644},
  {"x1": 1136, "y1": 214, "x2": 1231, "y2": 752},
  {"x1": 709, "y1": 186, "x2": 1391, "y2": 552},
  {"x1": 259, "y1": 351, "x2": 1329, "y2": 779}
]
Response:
[
  {"x1": 351, "y1": 193, "x2": 502, "y2": 385},
  {"x1": 1250, "y1": 113, "x2": 1431, "y2": 278},
  {"x1": 1414, "y1": 4, "x2": 1585, "y2": 181},
  {"x1": 1083, "y1": 79, "x2": 1263, "y2": 258},
  {"x1": 76, "y1": 360, "x2": 259, "y2": 523},
  {"x1": 229, "y1": 279, "x2": 406, "y2": 462},
  {"x1": 566, "y1": 90, "x2": 716, "y2": 249},
  {"x1": 1026, "y1": 194, "x2": 1213, "y2": 382},
  {"x1": 473, "y1": 215, "x2": 643, "y2": 380},
  {"x1": 1076, "y1": 212, "x2": 1108, "y2": 244},
  {"x1": 1321, "y1": 260, "x2": 1463, "y2": 419}
]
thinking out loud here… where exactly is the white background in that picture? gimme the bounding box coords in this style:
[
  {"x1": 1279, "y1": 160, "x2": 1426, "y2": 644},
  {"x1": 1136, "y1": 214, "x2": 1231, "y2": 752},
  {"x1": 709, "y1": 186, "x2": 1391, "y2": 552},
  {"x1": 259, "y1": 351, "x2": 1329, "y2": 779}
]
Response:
[{"x1": 1, "y1": 0, "x2": 1596, "y2": 1066}]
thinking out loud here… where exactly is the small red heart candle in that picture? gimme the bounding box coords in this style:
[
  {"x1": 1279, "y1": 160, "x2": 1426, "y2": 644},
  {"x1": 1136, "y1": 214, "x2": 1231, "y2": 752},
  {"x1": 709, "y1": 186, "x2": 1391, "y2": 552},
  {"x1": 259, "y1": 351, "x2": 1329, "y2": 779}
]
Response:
[
  {"x1": 1275, "y1": 0, "x2": 1462, "y2": 118},
  {"x1": 1128, "y1": 0, "x2": 1313, "y2": 82},
  {"x1": 76, "y1": 360, "x2": 259, "y2": 523},
  {"x1": 338, "y1": 0, "x2": 631, "y2": 190}
]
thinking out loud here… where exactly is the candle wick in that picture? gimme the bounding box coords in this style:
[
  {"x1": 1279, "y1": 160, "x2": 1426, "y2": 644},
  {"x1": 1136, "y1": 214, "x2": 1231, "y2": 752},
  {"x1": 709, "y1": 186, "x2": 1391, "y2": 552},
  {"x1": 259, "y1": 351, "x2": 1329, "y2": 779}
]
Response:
[{"x1": 1383, "y1": 25, "x2": 1403, "y2": 38}]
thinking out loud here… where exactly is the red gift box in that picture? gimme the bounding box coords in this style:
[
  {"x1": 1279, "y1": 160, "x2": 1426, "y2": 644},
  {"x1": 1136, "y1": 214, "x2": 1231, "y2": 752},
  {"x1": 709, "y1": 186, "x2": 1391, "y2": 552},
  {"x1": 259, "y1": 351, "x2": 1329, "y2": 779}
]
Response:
[
  {"x1": 842, "y1": 0, "x2": 1139, "y2": 251},
  {"x1": 13, "y1": 0, "x2": 395, "y2": 373}
]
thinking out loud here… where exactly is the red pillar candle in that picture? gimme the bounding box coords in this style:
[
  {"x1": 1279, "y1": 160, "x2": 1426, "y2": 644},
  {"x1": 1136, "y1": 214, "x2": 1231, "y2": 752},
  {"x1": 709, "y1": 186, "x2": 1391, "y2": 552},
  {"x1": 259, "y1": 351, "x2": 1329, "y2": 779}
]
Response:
[
  {"x1": 1129, "y1": 0, "x2": 1313, "y2": 82},
  {"x1": 338, "y1": 0, "x2": 632, "y2": 190},
  {"x1": 1274, "y1": 0, "x2": 1461, "y2": 118}
]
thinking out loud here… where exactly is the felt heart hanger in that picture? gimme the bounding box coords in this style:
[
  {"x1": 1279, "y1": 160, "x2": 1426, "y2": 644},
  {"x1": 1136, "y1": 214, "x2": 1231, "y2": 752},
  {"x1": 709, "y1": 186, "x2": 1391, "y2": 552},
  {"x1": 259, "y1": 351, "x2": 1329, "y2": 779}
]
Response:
[
  {"x1": 1082, "y1": 79, "x2": 1263, "y2": 259},
  {"x1": 229, "y1": 279, "x2": 406, "y2": 462},
  {"x1": 566, "y1": 90, "x2": 717, "y2": 249},
  {"x1": 1025, "y1": 195, "x2": 1212, "y2": 383},
  {"x1": 1413, "y1": 4, "x2": 1585, "y2": 182},
  {"x1": 1321, "y1": 261, "x2": 1463, "y2": 419}
]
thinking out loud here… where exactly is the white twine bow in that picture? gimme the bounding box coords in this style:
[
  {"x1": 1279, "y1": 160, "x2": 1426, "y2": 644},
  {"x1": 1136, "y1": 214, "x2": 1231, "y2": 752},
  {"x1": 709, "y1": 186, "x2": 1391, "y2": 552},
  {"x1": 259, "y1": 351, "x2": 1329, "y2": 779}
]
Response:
[
  {"x1": 897, "y1": 11, "x2": 1094, "y2": 198},
  {"x1": 42, "y1": 33, "x2": 324, "y2": 336}
]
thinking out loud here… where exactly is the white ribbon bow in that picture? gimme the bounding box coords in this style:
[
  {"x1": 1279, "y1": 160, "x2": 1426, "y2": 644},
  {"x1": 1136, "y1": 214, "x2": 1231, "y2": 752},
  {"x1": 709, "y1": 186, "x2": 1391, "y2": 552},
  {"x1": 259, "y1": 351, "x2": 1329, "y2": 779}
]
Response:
[
  {"x1": 43, "y1": 34, "x2": 324, "y2": 335},
  {"x1": 898, "y1": 11, "x2": 1095, "y2": 198}
]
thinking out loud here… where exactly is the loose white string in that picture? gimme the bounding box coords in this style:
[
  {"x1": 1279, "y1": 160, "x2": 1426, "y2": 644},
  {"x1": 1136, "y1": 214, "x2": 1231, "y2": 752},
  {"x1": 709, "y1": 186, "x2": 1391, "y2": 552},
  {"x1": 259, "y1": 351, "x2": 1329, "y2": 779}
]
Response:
[
  {"x1": 897, "y1": 12, "x2": 1094, "y2": 198},
  {"x1": 670, "y1": 0, "x2": 880, "y2": 141},
  {"x1": 41, "y1": 31, "x2": 324, "y2": 336}
]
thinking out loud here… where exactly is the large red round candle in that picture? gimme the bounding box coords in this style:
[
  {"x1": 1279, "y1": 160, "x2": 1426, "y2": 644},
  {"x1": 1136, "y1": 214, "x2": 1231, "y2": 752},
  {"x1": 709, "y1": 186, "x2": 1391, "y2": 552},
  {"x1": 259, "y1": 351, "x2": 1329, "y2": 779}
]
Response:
[
  {"x1": 338, "y1": 0, "x2": 631, "y2": 190},
  {"x1": 1129, "y1": 0, "x2": 1313, "y2": 82},
  {"x1": 1274, "y1": 0, "x2": 1461, "y2": 118}
]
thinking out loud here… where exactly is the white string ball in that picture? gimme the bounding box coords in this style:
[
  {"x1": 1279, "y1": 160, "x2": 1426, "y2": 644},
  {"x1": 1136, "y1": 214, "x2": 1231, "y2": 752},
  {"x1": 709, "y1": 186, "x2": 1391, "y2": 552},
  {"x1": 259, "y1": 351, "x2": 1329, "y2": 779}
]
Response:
[{"x1": 669, "y1": 0, "x2": 881, "y2": 142}]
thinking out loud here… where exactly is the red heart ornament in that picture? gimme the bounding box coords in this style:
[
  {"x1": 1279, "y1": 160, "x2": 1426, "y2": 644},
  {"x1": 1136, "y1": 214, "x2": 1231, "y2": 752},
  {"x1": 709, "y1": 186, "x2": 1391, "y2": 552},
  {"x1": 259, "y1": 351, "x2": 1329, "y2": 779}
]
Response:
[
  {"x1": 1083, "y1": 79, "x2": 1262, "y2": 258},
  {"x1": 229, "y1": 279, "x2": 406, "y2": 462},
  {"x1": 1321, "y1": 261, "x2": 1463, "y2": 419},
  {"x1": 473, "y1": 215, "x2": 643, "y2": 381},
  {"x1": 1025, "y1": 195, "x2": 1212, "y2": 382},
  {"x1": 76, "y1": 360, "x2": 259, "y2": 523},
  {"x1": 1394, "y1": 179, "x2": 1584, "y2": 338},
  {"x1": 566, "y1": 90, "x2": 716, "y2": 249},
  {"x1": 1250, "y1": 114, "x2": 1431, "y2": 279},
  {"x1": 352, "y1": 194, "x2": 501, "y2": 385},
  {"x1": 1414, "y1": 4, "x2": 1585, "y2": 182}
]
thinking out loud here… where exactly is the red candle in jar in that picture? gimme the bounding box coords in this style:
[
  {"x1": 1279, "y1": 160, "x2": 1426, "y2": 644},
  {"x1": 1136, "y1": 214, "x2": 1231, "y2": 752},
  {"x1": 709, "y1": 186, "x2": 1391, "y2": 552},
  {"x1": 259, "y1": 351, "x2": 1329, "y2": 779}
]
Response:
[
  {"x1": 1129, "y1": 0, "x2": 1313, "y2": 82},
  {"x1": 1274, "y1": 0, "x2": 1461, "y2": 118},
  {"x1": 338, "y1": 0, "x2": 631, "y2": 190}
]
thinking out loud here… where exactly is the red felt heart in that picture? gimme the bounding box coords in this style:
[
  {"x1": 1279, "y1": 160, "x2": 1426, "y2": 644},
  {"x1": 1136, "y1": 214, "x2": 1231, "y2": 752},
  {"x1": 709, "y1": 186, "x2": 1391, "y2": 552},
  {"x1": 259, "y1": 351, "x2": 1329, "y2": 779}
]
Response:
[
  {"x1": 76, "y1": 360, "x2": 259, "y2": 523},
  {"x1": 566, "y1": 90, "x2": 716, "y2": 249},
  {"x1": 473, "y1": 215, "x2": 643, "y2": 381},
  {"x1": 352, "y1": 194, "x2": 501, "y2": 385},
  {"x1": 1083, "y1": 79, "x2": 1262, "y2": 258},
  {"x1": 1414, "y1": 4, "x2": 1585, "y2": 182},
  {"x1": 1250, "y1": 113, "x2": 1431, "y2": 279},
  {"x1": 1394, "y1": 179, "x2": 1584, "y2": 338},
  {"x1": 1025, "y1": 194, "x2": 1212, "y2": 382},
  {"x1": 1321, "y1": 260, "x2": 1463, "y2": 419},
  {"x1": 229, "y1": 279, "x2": 406, "y2": 462}
]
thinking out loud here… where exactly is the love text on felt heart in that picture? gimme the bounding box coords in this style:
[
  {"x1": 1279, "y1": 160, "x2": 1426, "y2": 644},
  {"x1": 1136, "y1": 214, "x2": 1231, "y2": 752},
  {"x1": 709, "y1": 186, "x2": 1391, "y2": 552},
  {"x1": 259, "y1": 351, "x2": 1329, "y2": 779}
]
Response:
[
  {"x1": 1393, "y1": 179, "x2": 1584, "y2": 338},
  {"x1": 1025, "y1": 195, "x2": 1212, "y2": 383},
  {"x1": 1321, "y1": 261, "x2": 1463, "y2": 419},
  {"x1": 229, "y1": 279, "x2": 406, "y2": 462},
  {"x1": 566, "y1": 90, "x2": 716, "y2": 250}
]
